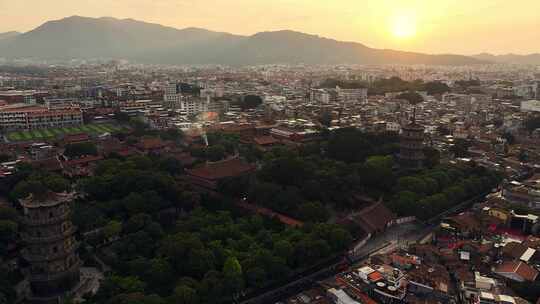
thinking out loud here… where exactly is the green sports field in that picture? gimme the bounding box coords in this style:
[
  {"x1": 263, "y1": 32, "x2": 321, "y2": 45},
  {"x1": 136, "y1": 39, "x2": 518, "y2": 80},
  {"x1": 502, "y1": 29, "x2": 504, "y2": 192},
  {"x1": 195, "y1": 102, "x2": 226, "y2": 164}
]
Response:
[{"x1": 6, "y1": 123, "x2": 129, "y2": 142}]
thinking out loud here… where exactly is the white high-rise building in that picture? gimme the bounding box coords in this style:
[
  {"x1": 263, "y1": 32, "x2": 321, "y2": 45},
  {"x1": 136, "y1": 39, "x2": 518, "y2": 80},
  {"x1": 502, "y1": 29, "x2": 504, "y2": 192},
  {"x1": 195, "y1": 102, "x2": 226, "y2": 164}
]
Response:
[
  {"x1": 164, "y1": 83, "x2": 181, "y2": 109},
  {"x1": 179, "y1": 96, "x2": 209, "y2": 116}
]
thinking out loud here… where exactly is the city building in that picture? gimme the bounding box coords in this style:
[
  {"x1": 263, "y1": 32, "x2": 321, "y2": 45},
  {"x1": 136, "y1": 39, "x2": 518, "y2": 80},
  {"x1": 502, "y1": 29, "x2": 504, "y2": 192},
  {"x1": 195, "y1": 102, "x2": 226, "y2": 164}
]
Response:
[
  {"x1": 521, "y1": 100, "x2": 540, "y2": 113},
  {"x1": 0, "y1": 103, "x2": 83, "y2": 131}
]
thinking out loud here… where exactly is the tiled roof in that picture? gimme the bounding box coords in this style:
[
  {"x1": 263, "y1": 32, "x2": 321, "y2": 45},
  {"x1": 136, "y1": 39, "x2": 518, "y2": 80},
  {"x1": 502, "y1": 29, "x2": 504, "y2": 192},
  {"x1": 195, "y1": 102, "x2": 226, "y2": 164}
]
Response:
[
  {"x1": 353, "y1": 201, "x2": 396, "y2": 234},
  {"x1": 503, "y1": 242, "x2": 528, "y2": 260},
  {"x1": 63, "y1": 155, "x2": 103, "y2": 166},
  {"x1": 137, "y1": 137, "x2": 166, "y2": 150},
  {"x1": 186, "y1": 157, "x2": 256, "y2": 180},
  {"x1": 495, "y1": 261, "x2": 539, "y2": 281},
  {"x1": 254, "y1": 135, "x2": 279, "y2": 146}
]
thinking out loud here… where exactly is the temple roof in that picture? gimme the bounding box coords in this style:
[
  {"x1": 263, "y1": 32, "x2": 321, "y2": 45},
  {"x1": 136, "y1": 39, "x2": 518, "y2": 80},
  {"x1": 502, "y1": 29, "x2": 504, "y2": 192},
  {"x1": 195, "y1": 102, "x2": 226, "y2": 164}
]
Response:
[{"x1": 186, "y1": 157, "x2": 256, "y2": 181}]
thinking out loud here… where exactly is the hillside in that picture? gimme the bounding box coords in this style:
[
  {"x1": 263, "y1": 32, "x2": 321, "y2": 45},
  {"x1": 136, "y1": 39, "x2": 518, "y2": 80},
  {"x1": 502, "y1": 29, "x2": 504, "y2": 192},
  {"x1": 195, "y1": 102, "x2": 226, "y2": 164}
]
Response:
[{"x1": 0, "y1": 16, "x2": 487, "y2": 66}]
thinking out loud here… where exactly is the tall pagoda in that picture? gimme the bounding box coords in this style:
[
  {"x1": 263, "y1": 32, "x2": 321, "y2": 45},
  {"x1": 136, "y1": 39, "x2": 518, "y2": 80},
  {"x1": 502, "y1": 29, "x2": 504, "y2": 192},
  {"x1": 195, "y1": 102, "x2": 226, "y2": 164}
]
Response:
[
  {"x1": 20, "y1": 192, "x2": 80, "y2": 304},
  {"x1": 399, "y1": 108, "x2": 425, "y2": 169}
]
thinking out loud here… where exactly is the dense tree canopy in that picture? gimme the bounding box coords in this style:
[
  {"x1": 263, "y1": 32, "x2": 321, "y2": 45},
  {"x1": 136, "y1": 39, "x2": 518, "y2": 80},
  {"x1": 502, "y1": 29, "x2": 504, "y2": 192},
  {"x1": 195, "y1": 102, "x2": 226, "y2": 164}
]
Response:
[
  {"x1": 524, "y1": 115, "x2": 540, "y2": 133},
  {"x1": 64, "y1": 142, "x2": 98, "y2": 158},
  {"x1": 397, "y1": 91, "x2": 424, "y2": 105},
  {"x1": 241, "y1": 95, "x2": 263, "y2": 110},
  {"x1": 319, "y1": 79, "x2": 368, "y2": 89},
  {"x1": 86, "y1": 208, "x2": 351, "y2": 304}
]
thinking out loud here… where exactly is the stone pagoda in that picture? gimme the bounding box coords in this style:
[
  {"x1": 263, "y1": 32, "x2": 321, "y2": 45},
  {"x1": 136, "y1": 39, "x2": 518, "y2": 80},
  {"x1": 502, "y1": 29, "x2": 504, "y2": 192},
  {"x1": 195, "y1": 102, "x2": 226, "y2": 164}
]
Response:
[
  {"x1": 399, "y1": 108, "x2": 425, "y2": 169},
  {"x1": 20, "y1": 191, "x2": 80, "y2": 304}
]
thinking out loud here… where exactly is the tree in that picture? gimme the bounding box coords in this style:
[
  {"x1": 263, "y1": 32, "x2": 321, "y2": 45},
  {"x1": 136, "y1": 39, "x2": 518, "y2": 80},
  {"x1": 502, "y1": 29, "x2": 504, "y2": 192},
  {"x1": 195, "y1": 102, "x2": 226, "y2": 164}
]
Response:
[
  {"x1": 0, "y1": 206, "x2": 18, "y2": 221},
  {"x1": 423, "y1": 147, "x2": 441, "y2": 168},
  {"x1": 318, "y1": 111, "x2": 333, "y2": 127},
  {"x1": 437, "y1": 125, "x2": 451, "y2": 136},
  {"x1": 222, "y1": 256, "x2": 244, "y2": 293},
  {"x1": 328, "y1": 227, "x2": 353, "y2": 251},
  {"x1": 64, "y1": 142, "x2": 98, "y2": 158},
  {"x1": 157, "y1": 157, "x2": 183, "y2": 175},
  {"x1": 450, "y1": 139, "x2": 471, "y2": 158},
  {"x1": 370, "y1": 77, "x2": 416, "y2": 94},
  {"x1": 245, "y1": 267, "x2": 267, "y2": 288},
  {"x1": 205, "y1": 145, "x2": 226, "y2": 162},
  {"x1": 160, "y1": 128, "x2": 184, "y2": 142},
  {"x1": 11, "y1": 180, "x2": 48, "y2": 199},
  {"x1": 0, "y1": 220, "x2": 17, "y2": 255},
  {"x1": 273, "y1": 240, "x2": 293, "y2": 261},
  {"x1": 170, "y1": 285, "x2": 199, "y2": 304},
  {"x1": 0, "y1": 154, "x2": 10, "y2": 163},
  {"x1": 397, "y1": 91, "x2": 424, "y2": 105},
  {"x1": 242, "y1": 95, "x2": 263, "y2": 109},
  {"x1": 524, "y1": 115, "x2": 540, "y2": 133},
  {"x1": 104, "y1": 220, "x2": 122, "y2": 240},
  {"x1": 44, "y1": 176, "x2": 70, "y2": 193},
  {"x1": 361, "y1": 155, "x2": 394, "y2": 190},
  {"x1": 397, "y1": 176, "x2": 428, "y2": 195},
  {"x1": 455, "y1": 79, "x2": 481, "y2": 88},
  {"x1": 326, "y1": 128, "x2": 373, "y2": 163},
  {"x1": 198, "y1": 271, "x2": 224, "y2": 303},
  {"x1": 423, "y1": 81, "x2": 450, "y2": 96},
  {"x1": 319, "y1": 79, "x2": 368, "y2": 89},
  {"x1": 389, "y1": 191, "x2": 420, "y2": 216},
  {"x1": 298, "y1": 202, "x2": 329, "y2": 222},
  {"x1": 97, "y1": 275, "x2": 146, "y2": 299}
]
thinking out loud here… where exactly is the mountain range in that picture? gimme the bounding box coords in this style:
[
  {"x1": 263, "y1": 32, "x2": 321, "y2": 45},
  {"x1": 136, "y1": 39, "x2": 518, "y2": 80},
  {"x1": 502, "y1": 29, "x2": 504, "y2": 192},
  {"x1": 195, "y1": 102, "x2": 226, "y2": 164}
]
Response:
[
  {"x1": 0, "y1": 31, "x2": 20, "y2": 40},
  {"x1": 472, "y1": 53, "x2": 540, "y2": 65},
  {"x1": 0, "y1": 16, "x2": 535, "y2": 65}
]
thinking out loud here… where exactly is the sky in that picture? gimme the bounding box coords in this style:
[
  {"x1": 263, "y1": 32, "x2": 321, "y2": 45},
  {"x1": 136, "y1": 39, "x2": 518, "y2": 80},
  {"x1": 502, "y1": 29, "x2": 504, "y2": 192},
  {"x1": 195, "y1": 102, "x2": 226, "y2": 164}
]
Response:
[{"x1": 1, "y1": 0, "x2": 539, "y2": 55}]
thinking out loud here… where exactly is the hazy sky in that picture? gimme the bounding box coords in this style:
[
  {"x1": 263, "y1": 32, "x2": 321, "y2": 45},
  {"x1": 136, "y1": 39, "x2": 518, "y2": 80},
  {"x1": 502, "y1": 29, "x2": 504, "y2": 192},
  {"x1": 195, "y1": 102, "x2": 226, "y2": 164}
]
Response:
[{"x1": 1, "y1": 0, "x2": 539, "y2": 55}]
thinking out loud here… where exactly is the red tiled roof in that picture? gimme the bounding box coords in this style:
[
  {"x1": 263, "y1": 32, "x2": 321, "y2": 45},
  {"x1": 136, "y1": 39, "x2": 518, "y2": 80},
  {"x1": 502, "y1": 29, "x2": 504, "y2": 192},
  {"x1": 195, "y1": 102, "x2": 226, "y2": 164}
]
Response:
[
  {"x1": 367, "y1": 271, "x2": 383, "y2": 282},
  {"x1": 63, "y1": 155, "x2": 103, "y2": 166},
  {"x1": 254, "y1": 136, "x2": 279, "y2": 146},
  {"x1": 117, "y1": 147, "x2": 138, "y2": 157},
  {"x1": 186, "y1": 158, "x2": 256, "y2": 180},
  {"x1": 503, "y1": 242, "x2": 529, "y2": 260},
  {"x1": 137, "y1": 137, "x2": 166, "y2": 150},
  {"x1": 495, "y1": 261, "x2": 539, "y2": 281},
  {"x1": 446, "y1": 213, "x2": 480, "y2": 231},
  {"x1": 353, "y1": 201, "x2": 396, "y2": 234},
  {"x1": 237, "y1": 201, "x2": 303, "y2": 227}
]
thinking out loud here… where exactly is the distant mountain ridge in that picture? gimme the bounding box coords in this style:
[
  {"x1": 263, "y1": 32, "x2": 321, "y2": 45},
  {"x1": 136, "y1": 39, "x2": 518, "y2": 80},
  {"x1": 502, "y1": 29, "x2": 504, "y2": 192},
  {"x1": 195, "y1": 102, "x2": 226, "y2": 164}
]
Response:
[
  {"x1": 0, "y1": 16, "x2": 487, "y2": 65},
  {"x1": 473, "y1": 53, "x2": 540, "y2": 65},
  {"x1": 0, "y1": 31, "x2": 20, "y2": 40}
]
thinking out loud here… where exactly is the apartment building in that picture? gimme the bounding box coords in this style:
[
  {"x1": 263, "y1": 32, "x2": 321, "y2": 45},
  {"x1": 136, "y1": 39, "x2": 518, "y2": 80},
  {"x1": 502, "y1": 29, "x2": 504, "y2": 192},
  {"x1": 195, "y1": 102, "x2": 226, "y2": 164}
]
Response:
[{"x1": 0, "y1": 103, "x2": 83, "y2": 131}]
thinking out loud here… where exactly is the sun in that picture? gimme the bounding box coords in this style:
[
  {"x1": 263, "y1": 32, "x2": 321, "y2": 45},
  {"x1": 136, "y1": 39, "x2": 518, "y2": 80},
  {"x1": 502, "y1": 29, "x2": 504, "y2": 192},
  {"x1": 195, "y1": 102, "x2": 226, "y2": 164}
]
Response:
[{"x1": 391, "y1": 14, "x2": 417, "y2": 39}]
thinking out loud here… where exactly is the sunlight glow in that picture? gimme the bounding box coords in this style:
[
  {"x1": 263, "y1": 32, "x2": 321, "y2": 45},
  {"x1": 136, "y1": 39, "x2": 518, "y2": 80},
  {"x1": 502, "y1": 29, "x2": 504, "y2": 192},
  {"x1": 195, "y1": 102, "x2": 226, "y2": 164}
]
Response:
[{"x1": 391, "y1": 13, "x2": 417, "y2": 39}]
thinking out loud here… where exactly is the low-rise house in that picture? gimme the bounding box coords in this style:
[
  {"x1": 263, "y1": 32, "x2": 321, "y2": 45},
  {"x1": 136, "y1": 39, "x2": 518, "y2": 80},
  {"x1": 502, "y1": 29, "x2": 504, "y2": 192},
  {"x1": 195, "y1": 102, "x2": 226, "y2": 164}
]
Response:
[{"x1": 493, "y1": 261, "x2": 539, "y2": 282}]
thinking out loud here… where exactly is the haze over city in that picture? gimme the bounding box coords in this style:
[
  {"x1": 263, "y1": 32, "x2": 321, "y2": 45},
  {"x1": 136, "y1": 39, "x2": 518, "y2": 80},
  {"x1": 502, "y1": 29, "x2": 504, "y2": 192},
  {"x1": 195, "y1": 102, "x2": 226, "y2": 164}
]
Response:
[{"x1": 2, "y1": 0, "x2": 540, "y2": 55}]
